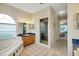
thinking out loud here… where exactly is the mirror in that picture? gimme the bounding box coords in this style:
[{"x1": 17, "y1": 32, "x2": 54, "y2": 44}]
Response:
[{"x1": 75, "y1": 13, "x2": 79, "y2": 29}]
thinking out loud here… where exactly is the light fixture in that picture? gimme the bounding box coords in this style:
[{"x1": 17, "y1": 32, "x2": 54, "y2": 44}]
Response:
[
  {"x1": 59, "y1": 11, "x2": 65, "y2": 14},
  {"x1": 40, "y1": 3, "x2": 44, "y2": 5}
]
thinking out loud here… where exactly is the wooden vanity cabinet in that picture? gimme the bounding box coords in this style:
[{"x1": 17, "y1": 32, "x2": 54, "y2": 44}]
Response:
[{"x1": 22, "y1": 35, "x2": 35, "y2": 47}]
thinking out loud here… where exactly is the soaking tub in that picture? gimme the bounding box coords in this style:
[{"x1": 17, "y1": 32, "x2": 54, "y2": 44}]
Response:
[{"x1": 0, "y1": 37, "x2": 23, "y2": 56}]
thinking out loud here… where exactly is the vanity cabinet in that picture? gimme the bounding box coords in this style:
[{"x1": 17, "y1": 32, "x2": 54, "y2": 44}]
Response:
[{"x1": 22, "y1": 35, "x2": 35, "y2": 46}]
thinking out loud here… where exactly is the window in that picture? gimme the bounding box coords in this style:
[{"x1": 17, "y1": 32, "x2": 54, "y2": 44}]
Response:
[{"x1": 0, "y1": 14, "x2": 16, "y2": 40}]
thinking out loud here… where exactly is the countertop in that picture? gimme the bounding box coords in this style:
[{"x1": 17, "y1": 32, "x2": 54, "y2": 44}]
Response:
[{"x1": 18, "y1": 33, "x2": 35, "y2": 37}]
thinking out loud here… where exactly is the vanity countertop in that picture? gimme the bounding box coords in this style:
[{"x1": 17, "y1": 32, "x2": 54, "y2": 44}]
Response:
[
  {"x1": 18, "y1": 33, "x2": 35, "y2": 37},
  {"x1": 22, "y1": 34, "x2": 31, "y2": 37}
]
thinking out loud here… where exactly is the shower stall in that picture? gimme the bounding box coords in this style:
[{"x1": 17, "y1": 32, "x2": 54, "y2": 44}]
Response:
[{"x1": 40, "y1": 18, "x2": 48, "y2": 45}]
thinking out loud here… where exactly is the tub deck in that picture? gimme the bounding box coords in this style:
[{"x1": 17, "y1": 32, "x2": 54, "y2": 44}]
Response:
[{"x1": 0, "y1": 37, "x2": 23, "y2": 56}]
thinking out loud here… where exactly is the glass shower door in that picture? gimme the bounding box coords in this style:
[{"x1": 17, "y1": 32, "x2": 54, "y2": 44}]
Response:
[{"x1": 40, "y1": 18, "x2": 48, "y2": 45}]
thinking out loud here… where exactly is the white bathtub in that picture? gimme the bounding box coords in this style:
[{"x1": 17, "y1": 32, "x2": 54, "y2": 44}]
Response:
[{"x1": 0, "y1": 37, "x2": 23, "y2": 56}]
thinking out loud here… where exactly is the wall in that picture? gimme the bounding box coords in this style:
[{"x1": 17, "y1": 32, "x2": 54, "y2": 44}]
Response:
[
  {"x1": 68, "y1": 4, "x2": 79, "y2": 56},
  {"x1": 49, "y1": 7, "x2": 59, "y2": 47},
  {"x1": 32, "y1": 6, "x2": 58, "y2": 48}
]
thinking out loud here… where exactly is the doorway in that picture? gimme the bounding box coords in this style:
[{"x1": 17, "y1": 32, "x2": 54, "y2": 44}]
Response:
[
  {"x1": 59, "y1": 20, "x2": 67, "y2": 40},
  {"x1": 40, "y1": 18, "x2": 48, "y2": 45}
]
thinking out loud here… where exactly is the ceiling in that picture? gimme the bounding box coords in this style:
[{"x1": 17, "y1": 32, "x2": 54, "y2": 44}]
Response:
[{"x1": 6, "y1": 3, "x2": 67, "y2": 17}]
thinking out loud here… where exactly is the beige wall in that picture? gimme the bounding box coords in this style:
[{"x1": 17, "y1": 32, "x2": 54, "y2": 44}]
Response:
[
  {"x1": 49, "y1": 7, "x2": 59, "y2": 47},
  {"x1": 68, "y1": 4, "x2": 79, "y2": 55},
  {"x1": 32, "y1": 6, "x2": 58, "y2": 48}
]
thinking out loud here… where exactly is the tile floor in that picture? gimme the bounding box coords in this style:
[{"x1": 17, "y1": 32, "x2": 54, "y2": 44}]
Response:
[{"x1": 21, "y1": 39, "x2": 67, "y2": 56}]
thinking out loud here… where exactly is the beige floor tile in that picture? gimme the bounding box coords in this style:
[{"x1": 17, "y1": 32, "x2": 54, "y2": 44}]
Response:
[{"x1": 21, "y1": 39, "x2": 67, "y2": 56}]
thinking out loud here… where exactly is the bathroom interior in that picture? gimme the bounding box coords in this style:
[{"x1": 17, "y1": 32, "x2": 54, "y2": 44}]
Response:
[
  {"x1": 0, "y1": 3, "x2": 68, "y2": 56},
  {"x1": 1, "y1": 3, "x2": 79, "y2": 56}
]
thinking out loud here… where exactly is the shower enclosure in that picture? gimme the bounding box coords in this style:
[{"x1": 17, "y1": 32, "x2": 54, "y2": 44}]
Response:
[{"x1": 40, "y1": 18, "x2": 48, "y2": 45}]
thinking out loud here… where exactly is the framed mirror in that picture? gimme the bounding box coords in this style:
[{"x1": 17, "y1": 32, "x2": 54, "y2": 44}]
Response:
[{"x1": 74, "y1": 13, "x2": 79, "y2": 29}]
